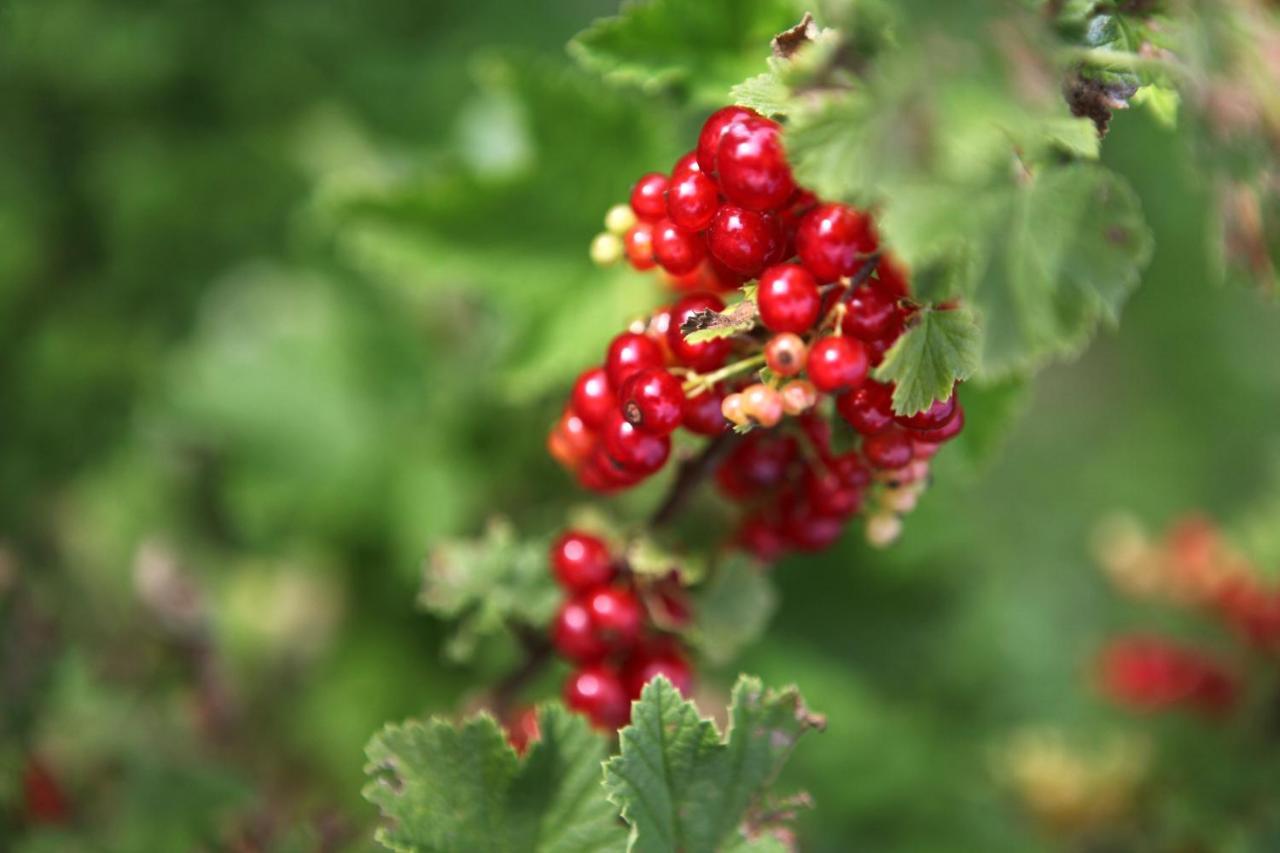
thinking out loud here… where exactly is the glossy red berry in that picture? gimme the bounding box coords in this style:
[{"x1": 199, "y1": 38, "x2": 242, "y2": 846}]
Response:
[
  {"x1": 895, "y1": 394, "x2": 957, "y2": 431},
  {"x1": 758, "y1": 264, "x2": 821, "y2": 333},
  {"x1": 564, "y1": 664, "x2": 631, "y2": 730},
  {"x1": 696, "y1": 105, "x2": 761, "y2": 176},
  {"x1": 605, "y1": 332, "x2": 664, "y2": 389},
  {"x1": 842, "y1": 284, "x2": 899, "y2": 339},
  {"x1": 804, "y1": 466, "x2": 862, "y2": 518},
  {"x1": 784, "y1": 499, "x2": 846, "y2": 552},
  {"x1": 571, "y1": 367, "x2": 616, "y2": 430},
  {"x1": 795, "y1": 203, "x2": 876, "y2": 283},
  {"x1": 707, "y1": 205, "x2": 783, "y2": 278},
  {"x1": 582, "y1": 444, "x2": 643, "y2": 492},
  {"x1": 716, "y1": 117, "x2": 796, "y2": 211},
  {"x1": 910, "y1": 403, "x2": 964, "y2": 443},
  {"x1": 623, "y1": 645, "x2": 693, "y2": 698},
  {"x1": 652, "y1": 218, "x2": 707, "y2": 275},
  {"x1": 682, "y1": 386, "x2": 728, "y2": 435},
  {"x1": 807, "y1": 336, "x2": 869, "y2": 393},
  {"x1": 552, "y1": 598, "x2": 608, "y2": 662},
  {"x1": 835, "y1": 379, "x2": 895, "y2": 435},
  {"x1": 629, "y1": 172, "x2": 669, "y2": 223},
  {"x1": 668, "y1": 293, "x2": 732, "y2": 371},
  {"x1": 863, "y1": 427, "x2": 914, "y2": 470},
  {"x1": 586, "y1": 586, "x2": 644, "y2": 649},
  {"x1": 621, "y1": 367, "x2": 685, "y2": 436},
  {"x1": 550, "y1": 530, "x2": 615, "y2": 592},
  {"x1": 672, "y1": 150, "x2": 702, "y2": 179},
  {"x1": 666, "y1": 170, "x2": 719, "y2": 233},
  {"x1": 602, "y1": 411, "x2": 671, "y2": 475},
  {"x1": 624, "y1": 222, "x2": 656, "y2": 271}
]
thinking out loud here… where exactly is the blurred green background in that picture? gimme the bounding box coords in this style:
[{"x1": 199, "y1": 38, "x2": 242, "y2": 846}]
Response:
[{"x1": 3, "y1": 0, "x2": 1280, "y2": 850}]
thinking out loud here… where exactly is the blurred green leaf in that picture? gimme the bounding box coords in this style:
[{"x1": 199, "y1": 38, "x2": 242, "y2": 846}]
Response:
[
  {"x1": 604, "y1": 676, "x2": 824, "y2": 852},
  {"x1": 364, "y1": 705, "x2": 626, "y2": 852},
  {"x1": 569, "y1": 0, "x2": 805, "y2": 106}
]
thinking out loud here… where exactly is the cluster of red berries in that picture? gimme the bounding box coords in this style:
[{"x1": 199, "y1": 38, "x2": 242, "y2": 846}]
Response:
[
  {"x1": 1092, "y1": 514, "x2": 1280, "y2": 719},
  {"x1": 552, "y1": 104, "x2": 966, "y2": 554},
  {"x1": 547, "y1": 530, "x2": 692, "y2": 730}
]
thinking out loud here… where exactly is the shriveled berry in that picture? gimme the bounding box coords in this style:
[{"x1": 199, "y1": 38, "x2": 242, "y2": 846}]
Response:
[
  {"x1": 564, "y1": 664, "x2": 630, "y2": 730},
  {"x1": 668, "y1": 293, "x2": 732, "y2": 371},
  {"x1": 696, "y1": 105, "x2": 761, "y2": 176},
  {"x1": 707, "y1": 205, "x2": 783, "y2": 278},
  {"x1": 652, "y1": 218, "x2": 707, "y2": 275},
  {"x1": 758, "y1": 264, "x2": 821, "y2": 333},
  {"x1": 807, "y1": 336, "x2": 869, "y2": 393},
  {"x1": 623, "y1": 222, "x2": 656, "y2": 271},
  {"x1": 764, "y1": 333, "x2": 807, "y2": 376},
  {"x1": 667, "y1": 170, "x2": 719, "y2": 232},
  {"x1": 571, "y1": 367, "x2": 616, "y2": 430},
  {"x1": 741, "y1": 383, "x2": 784, "y2": 428},
  {"x1": 551, "y1": 530, "x2": 614, "y2": 592},
  {"x1": 552, "y1": 598, "x2": 607, "y2": 662},
  {"x1": 629, "y1": 172, "x2": 669, "y2": 223},
  {"x1": 796, "y1": 203, "x2": 876, "y2": 283},
  {"x1": 605, "y1": 332, "x2": 664, "y2": 389},
  {"x1": 602, "y1": 411, "x2": 671, "y2": 475},
  {"x1": 716, "y1": 117, "x2": 795, "y2": 211},
  {"x1": 863, "y1": 427, "x2": 914, "y2": 470},
  {"x1": 621, "y1": 367, "x2": 685, "y2": 435},
  {"x1": 835, "y1": 380, "x2": 894, "y2": 435}
]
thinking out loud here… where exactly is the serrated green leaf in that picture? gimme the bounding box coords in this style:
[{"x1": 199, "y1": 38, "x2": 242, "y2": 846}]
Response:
[
  {"x1": 690, "y1": 557, "x2": 776, "y2": 665},
  {"x1": 872, "y1": 308, "x2": 980, "y2": 416},
  {"x1": 604, "y1": 676, "x2": 824, "y2": 853},
  {"x1": 569, "y1": 0, "x2": 805, "y2": 106},
  {"x1": 419, "y1": 518, "x2": 560, "y2": 663},
  {"x1": 364, "y1": 705, "x2": 626, "y2": 853},
  {"x1": 881, "y1": 164, "x2": 1153, "y2": 379},
  {"x1": 729, "y1": 72, "x2": 791, "y2": 117},
  {"x1": 1131, "y1": 83, "x2": 1179, "y2": 127}
]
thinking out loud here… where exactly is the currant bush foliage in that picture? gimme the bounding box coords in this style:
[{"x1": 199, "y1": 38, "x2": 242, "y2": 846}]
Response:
[{"x1": 604, "y1": 677, "x2": 825, "y2": 853}]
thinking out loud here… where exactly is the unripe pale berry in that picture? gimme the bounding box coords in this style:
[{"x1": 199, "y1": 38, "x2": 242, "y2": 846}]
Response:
[
  {"x1": 764, "y1": 333, "x2": 807, "y2": 376},
  {"x1": 605, "y1": 204, "x2": 638, "y2": 236},
  {"x1": 721, "y1": 392, "x2": 749, "y2": 426},
  {"x1": 624, "y1": 223, "x2": 656, "y2": 271},
  {"x1": 741, "y1": 383, "x2": 784, "y2": 428},
  {"x1": 780, "y1": 379, "x2": 818, "y2": 415},
  {"x1": 590, "y1": 232, "x2": 624, "y2": 266},
  {"x1": 865, "y1": 512, "x2": 903, "y2": 548}
]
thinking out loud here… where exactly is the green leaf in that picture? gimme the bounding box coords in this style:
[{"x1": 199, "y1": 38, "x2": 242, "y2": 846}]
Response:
[
  {"x1": 604, "y1": 676, "x2": 825, "y2": 852},
  {"x1": 881, "y1": 164, "x2": 1153, "y2": 378},
  {"x1": 873, "y1": 307, "x2": 980, "y2": 416},
  {"x1": 690, "y1": 557, "x2": 776, "y2": 665},
  {"x1": 569, "y1": 0, "x2": 805, "y2": 106},
  {"x1": 419, "y1": 518, "x2": 560, "y2": 663},
  {"x1": 364, "y1": 705, "x2": 626, "y2": 853},
  {"x1": 729, "y1": 72, "x2": 791, "y2": 117}
]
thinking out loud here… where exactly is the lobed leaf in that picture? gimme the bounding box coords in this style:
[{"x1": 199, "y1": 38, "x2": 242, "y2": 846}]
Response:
[{"x1": 872, "y1": 307, "x2": 980, "y2": 417}]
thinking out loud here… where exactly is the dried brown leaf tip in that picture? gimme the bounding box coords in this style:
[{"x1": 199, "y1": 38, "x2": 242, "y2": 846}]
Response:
[
  {"x1": 680, "y1": 300, "x2": 758, "y2": 337},
  {"x1": 773, "y1": 12, "x2": 818, "y2": 60},
  {"x1": 1064, "y1": 73, "x2": 1138, "y2": 136}
]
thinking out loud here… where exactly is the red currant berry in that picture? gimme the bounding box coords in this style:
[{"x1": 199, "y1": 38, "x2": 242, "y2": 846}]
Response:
[
  {"x1": 584, "y1": 444, "x2": 644, "y2": 491},
  {"x1": 620, "y1": 367, "x2": 685, "y2": 435},
  {"x1": 550, "y1": 530, "x2": 614, "y2": 592},
  {"x1": 605, "y1": 332, "x2": 664, "y2": 389},
  {"x1": 716, "y1": 117, "x2": 795, "y2": 211},
  {"x1": 863, "y1": 427, "x2": 914, "y2": 470},
  {"x1": 804, "y1": 466, "x2": 862, "y2": 518},
  {"x1": 623, "y1": 644, "x2": 692, "y2": 698},
  {"x1": 668, "y1": 293, "x2": 732, "y2": 371},
  {"x1": 696, "y1": 105, "x2": 760, "y2": 176},
  {"x1": 895, "y1": 394, "x2": 957, "y2": 431},
  {"x1": 835, "y1": 379, "x2": 894, "y2": 435},
  {"x1": 841, "y1": 283, "x2": 899, "y2": 339},
  {"x1": 795, "y1": 203, "x2": 876, "y2": 283},
  {"x1": 552, "y1": 598, "x2": 608, "y2": 662},
  {"x1": 672, "y1": 150, "x2": 702, "y2": 179},
  {"x1": 706, "y1": 257, "x2": 746, "y2": 292},
  {"x1": 718, "y1": 435, "x2": 796, "y2": 498},
  {"x1": 784, "y1": 499, "x2": 846, "y2": 552},
  {"x1": 682, "y1": 386, "x2": 728, "y2": 435},
  {"x1": 737, "y1": 512, "x2": 788, "y2": 563},
  {"x1": 602, "y1": 411, "x2": 671, "y2": 475},
  {"x1": 832, "y1": 451, "x2": 872, "y2": 489},
  {"x1": 765, "y1": 333, "x2": 808, "y2": 377},
  {"x1": 652, "y1": 218, "x2": 707, "y2": 275},
  {"x1": 707, "y1": 205, "x2": 783, "y2": 278},
  {"x1": 807, "y1": 336, "x2": 869, "y2": 393},
  {"x1": 666, "y1": 170, "x2": 719, "y2": 233},
  {"x1": 564, "y1": 665, "x2": 631, "y2": 730},
  {"x1": 909, "y1": 403, "x2": 964, "y2": 443},
  {"x1": 624, "y1": 222, "x2": 656, "y2": 271},
  {"x1": 586, "y1": 586, "x2": 644, "y2": 650},
  {"x1": 758, "y1": 264, "x2": 821, "y2": 333},
  {"x1": 505, "y1": 706, "x2": 541, "y2": 755},
  {"x1": 558, "y1": 410, "x2": 597, "y2": 458},
  {"x1": 876, "y1": 252, "x2": 911, "y2": 297},
  {"x1": 571, "y1": 367, "x2": 616, "y2": 430},
  {"x1": 629, "y1": 172, "x2": 669, "y2": 223}
]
